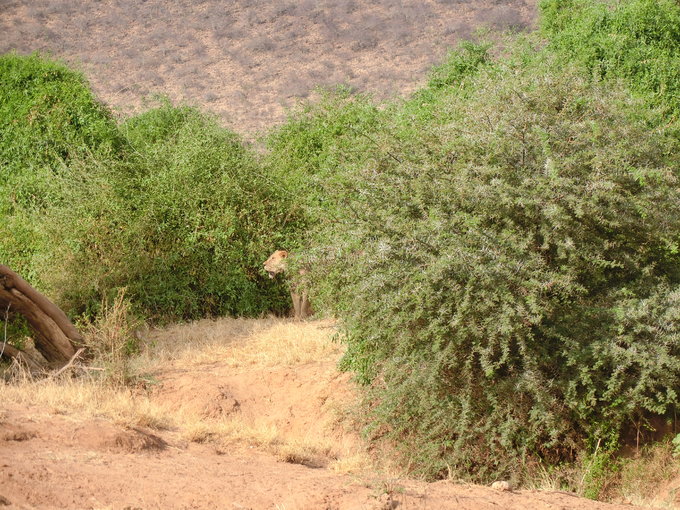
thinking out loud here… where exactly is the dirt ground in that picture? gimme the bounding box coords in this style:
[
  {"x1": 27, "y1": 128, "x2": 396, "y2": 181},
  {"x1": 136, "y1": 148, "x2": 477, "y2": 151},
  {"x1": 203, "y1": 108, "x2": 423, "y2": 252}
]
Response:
[
  {"x1": 0, "y1": 318, "x2": 658, "y2": 510},
  {"x1": 0, "y1": 409, "x2": 649, "y2": 510}
]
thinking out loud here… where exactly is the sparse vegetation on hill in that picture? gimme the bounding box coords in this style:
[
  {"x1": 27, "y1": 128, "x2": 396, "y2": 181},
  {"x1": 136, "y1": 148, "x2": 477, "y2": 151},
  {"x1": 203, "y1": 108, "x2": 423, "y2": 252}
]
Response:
[
  {"x1": 1, "y1": 0, "x2": 680, "y2": 501},
  {"x1": 0, "y1": 0, "x2": 536, "y2": 133}
]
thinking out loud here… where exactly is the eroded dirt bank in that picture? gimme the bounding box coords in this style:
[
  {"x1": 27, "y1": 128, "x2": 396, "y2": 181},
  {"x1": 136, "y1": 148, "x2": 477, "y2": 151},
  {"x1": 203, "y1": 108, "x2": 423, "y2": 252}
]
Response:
[
  {"x1": 0, "y1": 318, "x2": 652, "y2": 509},
  {"x1": 0, "y1": 403, "x2": 645, "y2": 510}
]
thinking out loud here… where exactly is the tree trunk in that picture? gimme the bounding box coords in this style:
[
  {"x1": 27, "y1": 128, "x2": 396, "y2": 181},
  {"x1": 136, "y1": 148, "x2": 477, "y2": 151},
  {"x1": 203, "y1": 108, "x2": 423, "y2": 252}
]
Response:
[
  {"x1": 0, "y1": 265, "x2": 81, "y2": 367},
  {"x1": 0, "y1": 343, "x2": 43, "y2": 373}
]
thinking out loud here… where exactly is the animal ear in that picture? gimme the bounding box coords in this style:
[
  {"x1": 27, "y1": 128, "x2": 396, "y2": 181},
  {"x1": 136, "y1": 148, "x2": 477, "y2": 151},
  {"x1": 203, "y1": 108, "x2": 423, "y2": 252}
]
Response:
[{"x1": 281, "y1": 250, "x2": 289, "y2": 258}]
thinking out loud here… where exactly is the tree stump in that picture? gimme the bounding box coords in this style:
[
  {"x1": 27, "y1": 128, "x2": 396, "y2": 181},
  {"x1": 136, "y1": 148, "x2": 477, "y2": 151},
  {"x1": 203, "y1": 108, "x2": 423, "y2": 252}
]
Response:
[{"x1": 0, "y1": 265, "x2": 81, "y2": 368}]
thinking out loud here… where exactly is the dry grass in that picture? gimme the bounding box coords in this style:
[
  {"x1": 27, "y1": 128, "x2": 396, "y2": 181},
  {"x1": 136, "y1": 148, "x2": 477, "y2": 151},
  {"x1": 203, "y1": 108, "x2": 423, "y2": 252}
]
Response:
[
  {"x1": 0, "y1": 374, "x2": 170, "y2": 429},
  {"x1": 615, "y1": 443, "x2": 680, "y2": 508},
  {"x1": 131, "y1": 316, "x2": 370, "y2": 471},
  {"x1": 0, "y1": 376, "x2": 368, "y2": 472},
  {"x1": 5, "y1": 316, "x2": 676, "y2": 497},
  {"x1": 522, "y1": 444, "x2": 680, "y2": 509},
  {"x1": 134, "y1": 316, "x2": 343, "y2": 372},
  {"x1": 176, "y1": 413, "x2": 364, "y2": 471},
  {"x1": 79, "y1": 288, "x2": 141, "y2": 386},
  {"x1": 189, "y1": 412, "x2": 370, "y2": 475},
  {"x1": 1, "y1": 316, "x2": 373, "y2": 475},
  {"x1": 1, "y1": 288, "x2": 160, "y2": 426}
]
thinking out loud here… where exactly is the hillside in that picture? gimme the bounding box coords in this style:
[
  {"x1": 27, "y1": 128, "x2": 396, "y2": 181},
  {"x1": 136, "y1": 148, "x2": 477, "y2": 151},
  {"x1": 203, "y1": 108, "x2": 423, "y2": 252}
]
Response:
[{"x1": 0, "y1": 0, "x2": 536, "y2": 133}]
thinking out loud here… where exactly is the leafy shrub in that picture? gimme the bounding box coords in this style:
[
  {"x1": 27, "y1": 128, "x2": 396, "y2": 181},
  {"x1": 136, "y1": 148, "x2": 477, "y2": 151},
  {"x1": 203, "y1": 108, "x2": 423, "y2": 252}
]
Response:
[
  {"x1": 42, "y1": 101, "x2": 298, "y2": 319},
  {"x1": 0, "y1": 54, "x2": 300, "y2": 321},
  {"x1": 425, "y1": 41, "x2": 491, "y2": 91},
  {"x1": 0, "y1": 52, "x2": 121, "y2": 179},
  {"x1": 0, "y1": 53, "x2": 123, "y2": 281},
  {"x1": 304, "y1": 58, "x2": 680, "y2": 480},
  {"x1": 264, "y1": 88, "x2": 383, "y2": 246},
  {"x1": 540, "y1": 0, "x2": 680, "y2": 122},
  {"x1": 264, "y1": 42, "x2": 493, "y2": 246}
]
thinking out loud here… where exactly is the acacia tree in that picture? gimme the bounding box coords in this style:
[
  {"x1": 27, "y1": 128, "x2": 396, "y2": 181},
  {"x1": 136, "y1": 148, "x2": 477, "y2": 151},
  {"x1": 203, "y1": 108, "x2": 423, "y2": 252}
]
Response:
[
  {"x1": 304, "y1": 62, "x2": 680, "y2": 480},
  {"x1": 0, "y1": 264, "x2": 81, "y2": 368}
]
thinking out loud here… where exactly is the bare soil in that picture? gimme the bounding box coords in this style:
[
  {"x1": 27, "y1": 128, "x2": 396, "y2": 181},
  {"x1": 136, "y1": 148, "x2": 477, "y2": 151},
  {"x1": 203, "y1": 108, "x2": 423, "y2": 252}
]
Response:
[
  {"x1": 0, "y1": 318, "x2": 657, "y2": 509},
  {"x1": 1, "y1": 0, "x2": 537, "y2": 134},
  {"x1": 0, "y1": 403, "x2": 647, "y2": 510}
]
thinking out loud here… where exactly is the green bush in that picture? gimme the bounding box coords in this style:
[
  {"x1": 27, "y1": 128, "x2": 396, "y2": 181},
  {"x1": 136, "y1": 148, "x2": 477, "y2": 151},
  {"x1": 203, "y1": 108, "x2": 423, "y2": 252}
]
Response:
[
  {"x1": 42, "y1": 102, "x2": 298, "y2": 319},
  {"x1": 0, "y1": 53, "x2": 123, "y2": 281},
  {"x1": 263, "y1": 41, "x2": 493, "y2": 250},
  {"x1": 0, "y1": 54, "x2": 300, "y2": 322},
  {"x1": 0, "y1": 53, "x2": 121, "y2": 177},
  {"x1": 425, "y1": 40, "x2": 492, "y2": 91},
  {"x1": 304, "y1": 58, "x2": 680, "y2": 480},
  {"x1": 264, "y1": 88, "x2": 383, "y2": 245},
  {"x1": 540, "y1": 0, "x2": 680, "y2": 122}
]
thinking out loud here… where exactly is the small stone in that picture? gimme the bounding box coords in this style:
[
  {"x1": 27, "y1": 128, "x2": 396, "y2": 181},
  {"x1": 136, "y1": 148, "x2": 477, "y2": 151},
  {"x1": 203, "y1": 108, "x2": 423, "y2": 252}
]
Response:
[{"x1": 491, "y1": 480, "x2": 512, "y2": 491}]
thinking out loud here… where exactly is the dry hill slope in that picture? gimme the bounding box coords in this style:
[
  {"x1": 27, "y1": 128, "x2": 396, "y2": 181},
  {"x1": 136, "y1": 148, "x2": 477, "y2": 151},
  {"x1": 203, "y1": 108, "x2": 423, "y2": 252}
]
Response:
[{"x1": 1, "y1": 0, "x2": 536, "y2": 133}]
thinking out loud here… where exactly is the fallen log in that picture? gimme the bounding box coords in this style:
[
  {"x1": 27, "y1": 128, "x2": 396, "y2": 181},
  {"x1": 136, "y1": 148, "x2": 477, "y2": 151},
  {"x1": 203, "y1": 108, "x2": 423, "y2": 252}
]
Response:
[
  {"x1": 0, "y1": 342, "x2": 43, "y2": 372},
  {"x1": 0, "y1": 265, "x2": 81, "y2": 367}
]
